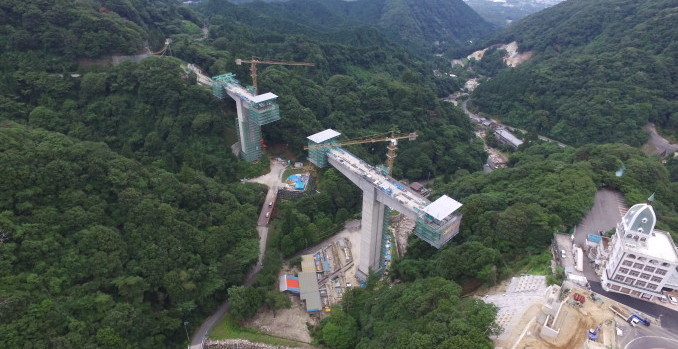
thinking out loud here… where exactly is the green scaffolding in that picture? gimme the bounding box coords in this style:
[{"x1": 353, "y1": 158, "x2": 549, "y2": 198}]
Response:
[
  {"x1": 414, "y1": 214, "x2": 462, "y2": 249},
  {"x1": 247, "y1": 101, "x2": 280, "y2": 125},
  {"x1": 307, "y1": 141, "x2": 339, "y2": 168},
  {"x1": 211, "y1": 73, "x2": 282, "y2": 162},
  {"x1": 236, "y1": 117, "x2": 262, "y2": 162},
  {"x1": 414, "y1": 217, "x2": 443, "y2": 248}
]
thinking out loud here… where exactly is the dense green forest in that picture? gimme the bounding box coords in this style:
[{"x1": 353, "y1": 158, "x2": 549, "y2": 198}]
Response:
[
  {"x1": 392, "y1": 142, "x2": 678, "y2": 285},
  {"x1": 181, "y1": 0, "x2": 489, "y2": 179},
  {"x1": 471, "y1": 0, "x2": 677, "y2": 145},
  {"x1": 314, "y1": 277, "x2": 498, "y2": 349},
  {"x1": 0, "y1": 0, "x2": 493, "y2": 347},
  {"x1": 2, "y1": 0, "x2": 677, "y2": 348},
  {"x1": 217, "y1": 0, "x2": 496, "y2": 52},
  {"x1": 464, "y1": 0, "x2": 565, "y2": 27},
  {"x1": 0, "y1": 122, "x2": 263, "y2": 348}
]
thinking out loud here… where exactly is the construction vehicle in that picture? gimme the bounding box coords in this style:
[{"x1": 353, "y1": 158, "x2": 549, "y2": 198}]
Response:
[
  {"x1": 235, "y1": 57, "x2": 315, "y2": 94},
  {"x1": 610, "y1": 304, "x2": 651, "y2": 326},
  {"x1": 587, "y1": 322, "x2": 604, "y2": 340},
  {"x1": 304, "y1": 130, "x2": 417, "y2": 175}
]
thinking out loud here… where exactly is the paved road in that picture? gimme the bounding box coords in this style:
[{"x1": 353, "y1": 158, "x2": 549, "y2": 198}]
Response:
[
  {"x1": 617, "y1": 320, "x2": 678, "y2": 349},
  {"x1": 589, "y1": 281, "x2": 678, "y2": 335},
  {"x1": 188, "y1": 262, "x2": 265, "y2": 349},
  {"x1": 189, "y1": 160, "x2": 285, "y2": 349},
  {"x1": 643, "y1": 123, "x2": 678, "y2": 156},
  {"x1": 460, "y1": 100, "x2": 568, "y2": 147},
  {"x1": 623, "y1": 335, "x2": 678, "y2": 349}
]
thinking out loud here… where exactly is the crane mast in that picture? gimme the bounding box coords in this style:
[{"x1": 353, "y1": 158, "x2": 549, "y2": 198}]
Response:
[{"x1": 235, "y1": 57, "x2": 315, "y2": 94}]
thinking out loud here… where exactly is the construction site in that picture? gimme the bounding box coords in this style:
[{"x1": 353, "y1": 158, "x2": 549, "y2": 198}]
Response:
[
  {"x1": 478, "y1": 274, "x2": 668, "y2": 349},
  {"x1": 193, "y1": 60, "x2": 470, "y2": 345}
]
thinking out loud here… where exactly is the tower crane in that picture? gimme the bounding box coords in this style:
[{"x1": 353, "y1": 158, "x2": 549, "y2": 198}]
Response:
[
  {"x1": 304, "y1": 130, "x2": 417, "y2": 175},
  {"x1": 235, "y1": 57, "x2": 315, "y2": 94}
]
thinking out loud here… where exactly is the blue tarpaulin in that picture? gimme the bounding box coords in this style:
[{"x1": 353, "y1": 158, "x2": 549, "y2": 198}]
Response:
[{"x1": 588, "y1": 234, "x2": 602, "y2": 243}]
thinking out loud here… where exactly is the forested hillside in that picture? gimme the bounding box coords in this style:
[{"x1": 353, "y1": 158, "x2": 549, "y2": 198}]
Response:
[
  {"x1": 314, "y1": 277, "x2": 498, "y2": 348},
  {"x1": 183, "y1": 0, "x2": 488, "y2": 179},
  {"x1": 2, "y1": 0, "x2": 676, "y2": 348},
  {"x1": 394, "y1": 142, "x2": 678, "y2": 286},
  {"x1": 0, "y1": 0, "x2": 492, "y2": 347},
  {"x1": 0, "y1": 0, "x2": 201, "y2": 60},
  {"x1": 316, "y1": 139, "x2": 678, "y2": 348},
  {"x1": 471, "y1": 0, "x2": 677, "y2": 145},
  {"x1": 0, "y1": 122, "x2": 263, "y2": 348},
  {"x1": 215, "y1": 0, "x2": 496, "y2": 52}
]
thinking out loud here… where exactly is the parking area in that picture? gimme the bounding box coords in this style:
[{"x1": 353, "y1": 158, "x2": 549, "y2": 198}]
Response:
[
  {"x1": 653, "y1": 290, "x2": 678, "y2": 310},
  {"x1": 554, "y1": 234, "x2": 578, "y2": 274},
  {"x1": 573, "y1": 188, "x2": 626, "y2": 247}
]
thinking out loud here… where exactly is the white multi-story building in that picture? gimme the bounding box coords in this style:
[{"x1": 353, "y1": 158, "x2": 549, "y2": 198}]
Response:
[{"x1": 601, "y1": 198, "x2": 678, "y2": 299}]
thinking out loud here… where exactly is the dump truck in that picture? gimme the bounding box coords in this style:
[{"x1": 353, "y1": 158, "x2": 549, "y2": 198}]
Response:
[{"x1": 610, "y1": 305, "x2": 651, "y2": 326}]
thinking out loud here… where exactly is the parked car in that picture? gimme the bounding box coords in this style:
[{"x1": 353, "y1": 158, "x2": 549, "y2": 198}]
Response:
[
  {"x1": 669, "y1": 295, "x2": 678, "y2": 305},
  {"x1": 561, "y1": 249, "x2": 566, "y2": 259},
  {"x1": 265, "y1": 212, "x2": 270, "y2": 218},
  {"x1": 658, "y1": 295, "x2": 668, "y2": 303}
]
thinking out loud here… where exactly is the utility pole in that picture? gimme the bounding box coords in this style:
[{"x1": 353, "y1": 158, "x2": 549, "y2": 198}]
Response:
[{"x1": 183, "y1": 321, "x2": 190, "y2": 349}]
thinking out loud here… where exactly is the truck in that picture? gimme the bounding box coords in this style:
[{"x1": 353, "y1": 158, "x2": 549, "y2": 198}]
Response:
[{"x1": 610, "y1": 305, "x2": 651, "y2": 327}]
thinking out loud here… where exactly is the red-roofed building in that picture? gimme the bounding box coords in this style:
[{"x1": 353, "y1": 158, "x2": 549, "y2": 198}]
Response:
[{"x1": 279, "y1": 275, "x2": 300, "y2": 293}]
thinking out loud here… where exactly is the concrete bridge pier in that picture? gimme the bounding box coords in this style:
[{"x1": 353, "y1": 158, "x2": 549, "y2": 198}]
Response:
[{"x1": 357, "y1": 187, "x2": 386, "y2": 280}]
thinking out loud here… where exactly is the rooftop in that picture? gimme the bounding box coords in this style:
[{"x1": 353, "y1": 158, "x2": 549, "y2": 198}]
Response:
[
  {"x1": 624, "y1": 229, "x2": 678, "y2": 263},
  {"x1": 298, "y1": 272, "x2": 322, "y2": 312},
  {"x1": 495, "y1": 129, "x2": 524, "y2": 147},
  {"x1": 279, "y1": 275, "x2": 300, "y2": 293},
  {"x1": 249, "y1": 92, "x2": 278, "y2": 103},
  {"x1": 622, "y1": 203, "x2": 656, "y2": 235},
  {"x1": 307, "y1": 129, "x2": 341, "y2": 144},
  {"x1": 423, "y1": 195, "x2": 463, "y2": 221},
  {"x1": 301, "y1": 254, "x2": 316, "y2": 273},
  {"x1": 666, "y1": 266, "x2": 678, "y2": 288}
]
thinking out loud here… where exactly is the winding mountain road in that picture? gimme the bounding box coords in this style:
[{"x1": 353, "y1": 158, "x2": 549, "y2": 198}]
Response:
[
  {"x1": 189, "y1": 161, "x2": 286, "y2": 349},
  {"x1": 460, "y1": 100, "x2": 567, "y2": 147}
]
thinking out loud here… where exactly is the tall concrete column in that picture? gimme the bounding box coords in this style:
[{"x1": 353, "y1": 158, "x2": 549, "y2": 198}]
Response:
[
  {"x1": 228, "y1": 92, "x2": 248, "y2": 155},
  {"x1": 357, "y1": 187, "x2": 386, "y2": 279}
]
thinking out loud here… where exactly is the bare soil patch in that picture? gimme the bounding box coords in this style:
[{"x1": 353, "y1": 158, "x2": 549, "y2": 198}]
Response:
[{"x1": 244, "y1": 295, "x2": 314, "y2": 345}]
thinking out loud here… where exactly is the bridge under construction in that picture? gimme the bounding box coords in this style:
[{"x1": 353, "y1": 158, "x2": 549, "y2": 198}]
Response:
[
  {"x1": 187, "y1": 64, "x2": 463, "y2": 278},
  {"x1": 307, "y1": 129, "x2": 463, "y2": 279}
]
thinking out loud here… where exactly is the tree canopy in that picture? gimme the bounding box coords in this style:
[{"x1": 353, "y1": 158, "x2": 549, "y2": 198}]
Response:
[
  {"x1": 0, "y1": 122, "x2": 264, "y2": 348},
  {"x1": 471, "y1": 0, "x2": 677, "y2": 145},
  {"x1": 314, "y1": 277, "x2": 498, "y2": 349}
]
